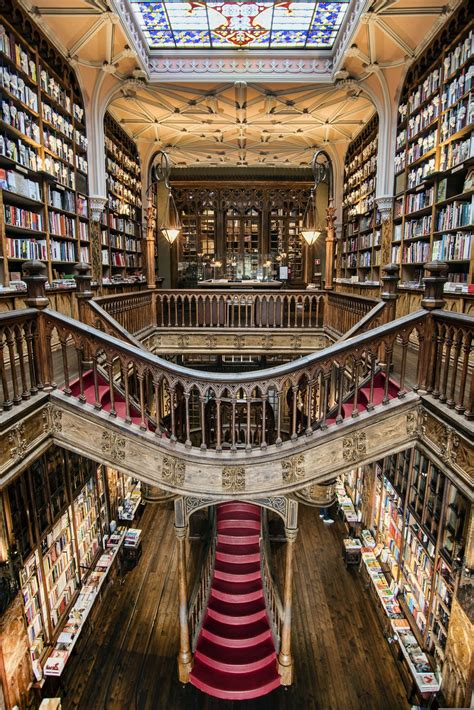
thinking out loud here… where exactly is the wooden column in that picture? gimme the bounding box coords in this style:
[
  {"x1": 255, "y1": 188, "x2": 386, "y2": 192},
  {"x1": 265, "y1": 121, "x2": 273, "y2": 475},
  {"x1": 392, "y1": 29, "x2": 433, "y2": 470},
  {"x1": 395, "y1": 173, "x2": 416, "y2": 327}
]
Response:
[
  {"x1": 324, "y1": 200, "x2": 336, "y2": 290},
  {"x1": 418, "y1": 261, "x2": 449, "y2": 394},
  {"x1": 380, "y1": 263, "x2": 400, "y2": 324},
  {"x1": 278, "y1": 525, "x2": 298, "y2": 685},
  {"x1": 145, "y1": 195, "x2": 156, "y2": 289},
  {"x1": 175, "y1": 524, "x2": 192, "y2": 682}
]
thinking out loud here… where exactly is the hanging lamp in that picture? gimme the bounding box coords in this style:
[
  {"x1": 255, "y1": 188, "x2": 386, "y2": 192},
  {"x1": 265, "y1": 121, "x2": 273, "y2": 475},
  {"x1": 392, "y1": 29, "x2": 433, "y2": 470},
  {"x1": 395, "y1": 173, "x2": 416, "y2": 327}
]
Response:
[{"x1": 151, "y1": 150, "x2": 182, "y2": 245}]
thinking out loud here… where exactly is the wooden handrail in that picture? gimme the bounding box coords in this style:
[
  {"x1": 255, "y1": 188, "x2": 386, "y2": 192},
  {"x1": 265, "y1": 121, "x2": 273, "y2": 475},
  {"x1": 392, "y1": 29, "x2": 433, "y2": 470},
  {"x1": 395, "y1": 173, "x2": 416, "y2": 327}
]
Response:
[
  {"x1": 260, "y1": 512, "x2": 284, "y2": 652},
  {"x1": 188, "y1": 514, "x2": 217, "y2": 651}
]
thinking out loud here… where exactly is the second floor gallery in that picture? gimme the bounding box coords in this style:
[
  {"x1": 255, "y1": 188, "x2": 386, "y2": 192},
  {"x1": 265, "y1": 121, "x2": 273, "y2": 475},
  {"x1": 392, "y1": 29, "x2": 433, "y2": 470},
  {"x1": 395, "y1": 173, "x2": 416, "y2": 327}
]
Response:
[{"x1": 0, "y1": 0, "x2": 472, "y2": 708}]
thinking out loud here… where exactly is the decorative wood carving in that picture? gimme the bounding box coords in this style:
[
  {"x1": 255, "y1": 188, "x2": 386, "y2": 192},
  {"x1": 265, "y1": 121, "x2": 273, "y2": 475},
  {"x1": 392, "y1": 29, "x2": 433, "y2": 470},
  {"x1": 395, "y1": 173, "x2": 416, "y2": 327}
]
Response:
[
  {"x1": 281, "y1": 454, "x2": 305, "y2": 484},
  {"x1": 161, "y1": 456, "x2": 185, "y2": 486},
  {"x1": 8, "y1": 424, "x2": 27, "y2": 462},
  {"x1": 101, "y1": 431, "x2": 126, "y2": 462},
  {"x1": 441, "y1": 597, "x2": 473, "y2": 708},
  {"x1": 222, "y1": 466, "x2": 246, "y2": 492},
  {"x1": 342, "y1": 432, "x2": 367, "y2": 463}
]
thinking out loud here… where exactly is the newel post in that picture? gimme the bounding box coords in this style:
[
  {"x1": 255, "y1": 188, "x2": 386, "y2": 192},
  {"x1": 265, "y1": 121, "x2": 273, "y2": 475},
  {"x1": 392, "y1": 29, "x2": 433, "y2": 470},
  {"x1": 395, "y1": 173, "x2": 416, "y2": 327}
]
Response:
[
  {"x1": 278, "y1": 525, "x2": 298, "y2": 685},
  {"x1": 380, "y1": 263, "x2": 399, "y2": 324},
  {"x1": 419, "y1": 261, "x2": 448, "y2": 394},
  {"x1": 74, "y1": 263, "x2": 93, "y2": 325},
  {"x1": 23, "y1": 260, "x2": 54, "y2": 390},
  {"x1": 175, "y1": 523, "x2": 192, "y2": 682}
]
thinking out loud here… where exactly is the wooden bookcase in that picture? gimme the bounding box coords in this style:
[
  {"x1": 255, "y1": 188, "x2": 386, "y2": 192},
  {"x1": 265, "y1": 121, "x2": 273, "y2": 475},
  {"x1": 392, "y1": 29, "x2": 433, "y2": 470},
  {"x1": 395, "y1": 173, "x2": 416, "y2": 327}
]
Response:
[
  {"x1": 371, "y1": 450, "x2": 469, "y2": 668},
  {"x1": 0, "y1": 11, "x2": 90, "y2": 288},
  {"x1": 102, "y1": 113, "x2": 143, "y2": 283},
  {"x1": 337, "y1": 115, "x2": 381, "y2": 287},
  {"x1": 393, "y1": 8, "x2": 473, "y2": 292},
  {"x1": 4, "y1": 447, "x2": 113, "y2": 677}
]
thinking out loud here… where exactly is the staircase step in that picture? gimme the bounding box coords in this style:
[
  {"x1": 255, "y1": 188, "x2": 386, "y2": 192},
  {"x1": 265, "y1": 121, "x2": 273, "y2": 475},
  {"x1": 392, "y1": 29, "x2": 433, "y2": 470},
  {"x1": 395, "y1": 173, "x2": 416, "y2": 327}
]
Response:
[
  {"x1": 194, "y1": 637, "x2": 276, "y2": 674},
  {"x1": 217, "y1": 502, "x2": 260, "y2": 516},
  {"x1": 201, "y1": 617, "x2": 273, "y2": 648},
  {"x1": 207, "y1": 597, "x2": 266, "y2": 625},
  {"x1": 217, "y1": 529, "x2": 260, "y2": 545},
  {"x1": 190, "y1": 658, "x2": 280, "y2": 700},
  {"x1": 217, "y1": 519, "x2": 260, "y2": 532},
  {"x1": 216, "y1": 542, "x2": 260, "y2": 565},
  {"x1": 211, "y1": 582, "x2": 263, "y2": 604},
  {"x1": 342, "y1": 402, "x2": 366, "y2": 417},
  {"x1": 214, "y1": 560, "x2": 261, "y2": 583}
]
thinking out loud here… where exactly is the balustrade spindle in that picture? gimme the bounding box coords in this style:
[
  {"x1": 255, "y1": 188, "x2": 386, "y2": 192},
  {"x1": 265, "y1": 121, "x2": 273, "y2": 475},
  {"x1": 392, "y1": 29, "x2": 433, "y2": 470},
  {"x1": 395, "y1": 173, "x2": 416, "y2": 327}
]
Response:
[
  {"x1": 0, "y1": 340, "x2": 11, "y2": 410},
  {"x1": 216, "y1": 398, "x2": 222, "y2": 452},
  {"x1": 107, "y1": 360, "x2": 116, "y2": 416},
  {"x1": 75, "y1": 346, "x2": 86, "y2": 404},
  {"x1": 169, "y1": 387, "x2": 176, "y2": 442},
  {"x1": 465, "y1": 373, "x2": 474, "y2": 420},
  {"x1": 231, "y1": 397, "x2": 237, "y2": 452},
  {"x1": 184, "y1": 392, "x2": 192, "y2": 448},
  {"x1": 14, "y1": 328, "x2": 29, "y2": 400},
  {"x1": 336, "y1": 366, "x2": 344, "y2": 423},
  {"x1": 138, "y1": 372, "x2": 147, "y2": 430},
  {"x1": 291, "y1": 385, "x2": 298, "y2": 440},
  {"x1": 246, "y1": 397, "x2": 252, "y2": 452},
  {"x1": 123, "y1": 365, "x2": 132, "y2": 425},
  {"x1": 6, "y1": 330, "x2": 20, "y2": 404},
  {"x1": 432, "y1": 323, "x2": 445, "y2": 399},
  {"x1": 382, "y1": 347, "x2": 393, "y2": 405},
  {"x1": 367, "y1": 353, "x2": 375, "y2": 411},
  {"x1": 439, "y1": 327, "x2": 453, "y2": 404},
  {"x1": 25, "y1": 328, "x2": 37, "y2": 395},
  {"x1": 261, "y1": 394, "x2": 267, "y2": 449},
  {"x1": 320, "y1": 371, "x2": 330, "y2": 429},
  {"x1": 352, "y1": 359, "x2": 360, "y2": 418},
  {"x1": 61, "y1": 338, "x2": 71, "y2": 395},
  {"x1": 397, "y1": 338, "x2": 408, "y2": 399},
  {"x1": 447, "y1": 330, "x2": 463, "y2": 409},
  {"x1": 305, "y1": 379, "x2": 314, "y2": 436},
  {"x1": 455, "y1": 332, "x2": 471, "y2": 414},
  {"x1": 153, "y1": 379, "x2": 161, "y2": 436},
  {"x1": 92, "y1": 357, "x2": 101, "y2": 410},
  {"x1": 200, "y1": 395, "x2": 207, "y2": 451}
]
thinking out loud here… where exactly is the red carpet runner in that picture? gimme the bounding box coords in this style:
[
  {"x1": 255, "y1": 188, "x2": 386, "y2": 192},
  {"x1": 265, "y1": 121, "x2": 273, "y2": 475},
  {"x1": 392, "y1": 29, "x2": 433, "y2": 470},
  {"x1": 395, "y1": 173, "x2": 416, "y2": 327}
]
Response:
[{"x1": 189, "y1": 502, "x2": 281, "y2": 700}]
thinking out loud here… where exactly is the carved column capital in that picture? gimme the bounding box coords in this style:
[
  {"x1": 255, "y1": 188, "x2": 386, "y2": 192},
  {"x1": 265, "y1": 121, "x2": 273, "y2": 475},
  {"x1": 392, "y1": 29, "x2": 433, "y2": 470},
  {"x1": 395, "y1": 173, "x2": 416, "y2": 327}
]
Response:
[
  {"x1": 89, "y1": 195, "x2": 107, "y2": 223},
  {"x1": 375, "y1": 196, "x2": 393, "y2": 222},
  {"x1": 174, "y1": 525, "x2": 188, "y2": 541},
  {"x1": 284, "y1": 527, "x2": 299, "y2": 543}
]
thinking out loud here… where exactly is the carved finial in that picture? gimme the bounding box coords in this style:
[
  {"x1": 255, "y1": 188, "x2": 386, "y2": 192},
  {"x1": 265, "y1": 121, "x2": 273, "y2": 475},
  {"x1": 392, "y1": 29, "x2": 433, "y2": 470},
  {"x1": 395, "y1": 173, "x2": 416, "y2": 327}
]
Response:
[
  {"x1": 22, "y1": 261, "x2": 49, "y2": 308},
  {"x1": 421, "y1": 261, "x2": 448, "y2": 310}
]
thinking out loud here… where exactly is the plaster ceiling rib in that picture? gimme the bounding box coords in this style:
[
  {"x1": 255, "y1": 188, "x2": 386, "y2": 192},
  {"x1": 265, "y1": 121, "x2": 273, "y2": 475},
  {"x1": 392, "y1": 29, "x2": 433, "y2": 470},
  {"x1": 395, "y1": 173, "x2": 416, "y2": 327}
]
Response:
[
  {"x1": 32, "y1": 6, "x2": 103, "y2": 15},
  {"x1": 380, "y1": 6, "x2": 448, "y2": 15},
  {"x1": 375, "y1": 17, "x2": 416, "y2": 57},
  {"x1": 67, "y1": 16, "x2": 106, "y2": 57},
  {"x1": 132, "y1": 125, "x2": 152, "y2": 139}
]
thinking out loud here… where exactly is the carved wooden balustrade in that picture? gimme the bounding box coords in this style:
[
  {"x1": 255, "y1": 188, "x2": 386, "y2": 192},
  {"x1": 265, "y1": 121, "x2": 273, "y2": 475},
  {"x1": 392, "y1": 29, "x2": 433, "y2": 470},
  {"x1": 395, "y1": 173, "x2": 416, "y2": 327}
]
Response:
[
  {"x1": 90, "y1": 288, "x2": 381, "y2": 336},
  {"x1": 260, "y1": 513, "x2": 284, "y2": 652},
  {"x1": 188, "y1": 514, "x2": 217, "y2": 652}
]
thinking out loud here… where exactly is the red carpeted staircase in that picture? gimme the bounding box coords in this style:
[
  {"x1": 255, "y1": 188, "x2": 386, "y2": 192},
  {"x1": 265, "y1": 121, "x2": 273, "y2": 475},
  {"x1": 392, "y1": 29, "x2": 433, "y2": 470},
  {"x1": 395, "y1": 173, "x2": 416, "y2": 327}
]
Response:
[
  {"x1": 69, "y1": 370, "x2": 155, "y2": 430},
  {"x1": 189, "y1": 502, "x2": 281, "y2": 700},
  {"x1": 326, "y1": 372, "x2": 399, "y2": 425}
]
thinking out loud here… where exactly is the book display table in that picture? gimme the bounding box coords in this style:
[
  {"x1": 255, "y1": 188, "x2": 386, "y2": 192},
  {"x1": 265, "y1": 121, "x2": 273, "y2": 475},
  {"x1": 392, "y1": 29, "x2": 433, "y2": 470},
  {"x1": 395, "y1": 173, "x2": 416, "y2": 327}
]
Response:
[
  {"x1": 123, "y1": 528, "x2": 142, "y2": 566},
  {"x1": 342, "y1": 538, "x2": 362, "y2": 566}
]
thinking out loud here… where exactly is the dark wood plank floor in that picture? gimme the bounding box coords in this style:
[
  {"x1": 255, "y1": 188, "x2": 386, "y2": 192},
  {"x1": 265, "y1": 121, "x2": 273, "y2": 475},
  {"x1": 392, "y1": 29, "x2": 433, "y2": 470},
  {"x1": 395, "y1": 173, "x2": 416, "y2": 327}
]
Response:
[{"x1": 58, "y1": 503, "x2": 409, "y2": 710}]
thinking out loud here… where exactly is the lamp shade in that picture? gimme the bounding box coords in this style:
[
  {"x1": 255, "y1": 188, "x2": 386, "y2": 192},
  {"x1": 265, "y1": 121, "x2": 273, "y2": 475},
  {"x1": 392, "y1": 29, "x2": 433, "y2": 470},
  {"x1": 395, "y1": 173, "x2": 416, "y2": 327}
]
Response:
[
  {"x1": 159, "y1": 187, "x2": 181, "y2": 245},
  {"x1": 301, "y1": 229, "x2": 321, "y2": 245},
  {"x1": 300, "y1": 188, "x2": 322, "y2": 245}
]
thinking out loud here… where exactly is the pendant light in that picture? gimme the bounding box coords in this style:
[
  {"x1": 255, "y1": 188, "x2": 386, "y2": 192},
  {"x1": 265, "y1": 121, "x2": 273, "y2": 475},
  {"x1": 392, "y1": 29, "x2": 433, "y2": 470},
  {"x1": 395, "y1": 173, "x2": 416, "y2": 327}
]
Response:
[
  {"x1": 300, "y1": 187, "x2": 322, "y2": 246},
  {"x1": 151, "y1": 150, "x2": 182, "y2": 245}
]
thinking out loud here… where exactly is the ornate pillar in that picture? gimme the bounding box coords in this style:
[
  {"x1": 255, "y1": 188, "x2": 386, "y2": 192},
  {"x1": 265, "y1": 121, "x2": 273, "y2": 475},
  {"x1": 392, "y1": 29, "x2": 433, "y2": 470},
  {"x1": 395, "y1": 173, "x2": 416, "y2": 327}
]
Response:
[
  {"x1": 23, "y1": 260, "x2": 53, "y2": 390},
  {"x1": 278, "y1": 525, "x2": 298, "y2": 685},
  {"x1": 175, "y1": 524, "x2": 192, "y2": 682},
  {"x1": 89, "y1": 197, "x2": 107, "y2": 286},
  {"x1": 376, "y1": 196, "x2": 394, "y2": 294},
  {"x1": 418, "y1": 261, "x2": 448, "y2": 394},
  {"x1": 324, "y1": 200, "x2": 336, "y2": 290},
  {"x1": 145, "y1": 191, "x2": 156, "y2": 289}
]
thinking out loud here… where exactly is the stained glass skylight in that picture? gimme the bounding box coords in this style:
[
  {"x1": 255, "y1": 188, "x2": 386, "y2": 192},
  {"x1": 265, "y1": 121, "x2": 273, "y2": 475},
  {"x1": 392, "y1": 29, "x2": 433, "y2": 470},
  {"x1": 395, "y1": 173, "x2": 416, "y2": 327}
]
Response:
[{"x1": 129, "y1": 1, "x2": 350, "y2": 50}]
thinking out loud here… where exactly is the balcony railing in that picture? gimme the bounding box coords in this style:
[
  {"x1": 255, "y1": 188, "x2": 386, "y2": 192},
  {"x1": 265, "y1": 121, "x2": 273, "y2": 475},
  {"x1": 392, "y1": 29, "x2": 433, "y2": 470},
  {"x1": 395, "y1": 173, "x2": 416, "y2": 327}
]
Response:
[
  {"x1": 1, "y1": 262, "x2": 472, "y2": 458},
  {"x1": 90, "y1": 287, "x2": 381, "y2": 338}
]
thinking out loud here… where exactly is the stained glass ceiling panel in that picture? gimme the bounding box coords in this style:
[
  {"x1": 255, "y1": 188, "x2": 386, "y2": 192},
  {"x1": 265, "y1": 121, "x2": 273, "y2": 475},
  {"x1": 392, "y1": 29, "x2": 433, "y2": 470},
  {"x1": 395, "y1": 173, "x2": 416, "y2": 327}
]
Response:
[{"x1": 129, "y1": 1, "x2": 350, "y2": 50}]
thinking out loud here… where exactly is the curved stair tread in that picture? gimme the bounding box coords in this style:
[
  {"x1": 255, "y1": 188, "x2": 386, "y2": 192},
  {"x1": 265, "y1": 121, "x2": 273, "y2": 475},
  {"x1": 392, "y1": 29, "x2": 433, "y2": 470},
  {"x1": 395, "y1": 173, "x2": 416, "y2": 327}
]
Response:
[
  {"x1": 201, "y1": 617, "x2": 273, "y2": 647},
  {"x1": 190, "y1": 658, "x2": 280, "y2": 700},
  {"x1": 195, "y1": 637, "x2": 276, "y2": 672}
]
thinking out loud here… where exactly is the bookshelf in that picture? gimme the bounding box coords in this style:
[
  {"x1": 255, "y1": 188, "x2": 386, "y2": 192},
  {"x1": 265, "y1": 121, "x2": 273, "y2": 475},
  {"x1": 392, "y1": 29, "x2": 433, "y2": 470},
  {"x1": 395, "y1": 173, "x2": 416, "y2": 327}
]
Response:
[
  {"x1": 364, "y1": 450, "x2": 468, "y2": 663},
  {"x1": 74, "y1": 478, "x2": 101, "y2": 571},
  {"x1": 338, "y1": 115, "x2": 381, "y2": 287},
  {"x1": 393, "y1": 14, "x2": 473, "y2": 292},
  {"x1": 103, "y1": 113, "x2": 143, "y2": 283},
  {"x1": 0, "y1": 12, "x2": 90, "y2": 288},
  {"x1": 41, "y1": 509, "x2": 78, "y2": 633}
]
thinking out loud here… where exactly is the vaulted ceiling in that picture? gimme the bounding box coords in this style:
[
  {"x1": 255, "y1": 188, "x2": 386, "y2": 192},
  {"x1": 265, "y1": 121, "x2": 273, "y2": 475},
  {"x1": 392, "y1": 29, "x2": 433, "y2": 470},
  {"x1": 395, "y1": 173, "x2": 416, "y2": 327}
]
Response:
[{"x1": 23, "y1": 0, "x2": 456, "y2": 168}]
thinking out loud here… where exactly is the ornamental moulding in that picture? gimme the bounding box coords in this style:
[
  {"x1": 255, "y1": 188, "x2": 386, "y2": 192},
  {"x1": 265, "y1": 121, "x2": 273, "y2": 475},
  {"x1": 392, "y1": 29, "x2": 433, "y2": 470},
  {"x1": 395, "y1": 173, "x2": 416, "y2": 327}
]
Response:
[
  {"x1": 89, "y1": 196, "x2": 107, "y2": 223},
  {"x1": 148, "y1": 57, "x2": 333, "y2": 81}
]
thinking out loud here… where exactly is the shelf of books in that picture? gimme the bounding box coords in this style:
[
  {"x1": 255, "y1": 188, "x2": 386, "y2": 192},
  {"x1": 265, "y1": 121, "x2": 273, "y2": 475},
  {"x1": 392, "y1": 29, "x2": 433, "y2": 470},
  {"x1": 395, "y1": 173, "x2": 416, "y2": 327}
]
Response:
[
  {"x1": 393, "y1": 14, "x2": 473, "y2": 293},
  {"x1": 346, "y1": 448, "x2": 469, "y2": 668},
  {"x1": 337, "y1": 114, "x2": 381, "y2": 288},
  {"x1": 102, "y1": 112, "x2": 143, "y2": 284},
  {"x1": 0, "y1": 11, "x2": 90, "y2": 289},
  {"x1": 74, "y1": 477, "x2": 101, "y2": 572}
]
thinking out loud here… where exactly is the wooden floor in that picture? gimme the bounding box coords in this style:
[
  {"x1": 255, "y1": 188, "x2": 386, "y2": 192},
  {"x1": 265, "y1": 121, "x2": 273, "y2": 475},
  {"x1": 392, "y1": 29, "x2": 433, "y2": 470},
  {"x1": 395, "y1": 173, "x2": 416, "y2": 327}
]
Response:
[{"x1": 58, "y1": 503, "x2": 409, "y2": 710}]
